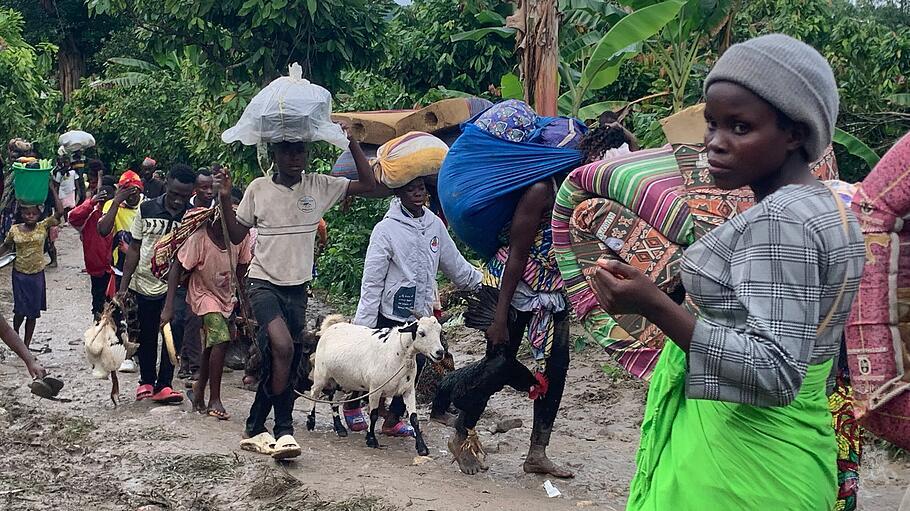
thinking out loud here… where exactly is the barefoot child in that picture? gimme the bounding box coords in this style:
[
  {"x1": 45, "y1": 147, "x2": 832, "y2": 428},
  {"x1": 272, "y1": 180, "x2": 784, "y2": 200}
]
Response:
[
  {"x1": 161, "y1": 206, "x2": 252, "y2": 420},
  {"x1": 0, "y1": 185, "x2": 65, "y2": 346}
]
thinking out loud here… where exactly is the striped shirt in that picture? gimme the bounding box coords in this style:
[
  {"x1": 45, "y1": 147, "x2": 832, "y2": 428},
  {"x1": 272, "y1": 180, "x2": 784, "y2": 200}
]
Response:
[
  {"x1": 236, "y1": 173, "x2": 348, "y2": 286},
  {"x1": 682, "y1": 184, "x2": 865, "y2": 407}
]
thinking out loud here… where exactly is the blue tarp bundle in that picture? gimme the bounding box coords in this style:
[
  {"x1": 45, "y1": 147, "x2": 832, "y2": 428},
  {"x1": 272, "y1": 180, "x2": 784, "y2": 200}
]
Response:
[{"x1": 438, "y1": 120, "x2": 585, "y2": 258}]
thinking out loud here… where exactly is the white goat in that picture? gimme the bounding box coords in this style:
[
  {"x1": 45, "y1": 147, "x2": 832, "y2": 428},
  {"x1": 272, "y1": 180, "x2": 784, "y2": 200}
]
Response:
[{"x1": 307, "y1": 314, "x2": 444, "y2": 456}]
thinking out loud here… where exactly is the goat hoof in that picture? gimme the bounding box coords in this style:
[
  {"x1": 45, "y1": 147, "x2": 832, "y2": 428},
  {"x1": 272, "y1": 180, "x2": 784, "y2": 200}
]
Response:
[
  {"x1": 417, "y1": 445, "x2": 429, "y2": 457},
  {"x1": 366, "y1": 436, "x2": 380, "y2": 449},
  {"x1": 306, "y1": 418, "x2": 316, "y2": 431},
  {"x1": 335, "y1": 427, "x2": 348, "y2": 438}
]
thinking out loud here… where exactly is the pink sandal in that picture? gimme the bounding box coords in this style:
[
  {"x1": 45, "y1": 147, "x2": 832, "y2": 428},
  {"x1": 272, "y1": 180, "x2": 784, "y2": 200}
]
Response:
[
  {"x1": 136, "y1": 384, "x2": 153, "y2": 401},
  {"x1": 381, "y1": 420, "x2": 415, "y2": 438},
  {"x1": 151, "y1": 386, "x2": 184, "y2": 404},
  {"x1": 344, "y1": 408, "x2": 368, "y2": 432}
]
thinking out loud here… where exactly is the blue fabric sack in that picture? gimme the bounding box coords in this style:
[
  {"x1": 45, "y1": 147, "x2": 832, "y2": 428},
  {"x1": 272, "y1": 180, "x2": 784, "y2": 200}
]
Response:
[{"x1": 438, "y1": 121, "x2": 584, "y2": 257}]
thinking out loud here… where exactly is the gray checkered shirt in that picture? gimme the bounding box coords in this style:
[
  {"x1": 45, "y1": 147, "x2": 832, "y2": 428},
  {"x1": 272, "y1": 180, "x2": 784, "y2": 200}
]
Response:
[{"x1": 682, "y1": 184, "x2": 865, "y2": 407}]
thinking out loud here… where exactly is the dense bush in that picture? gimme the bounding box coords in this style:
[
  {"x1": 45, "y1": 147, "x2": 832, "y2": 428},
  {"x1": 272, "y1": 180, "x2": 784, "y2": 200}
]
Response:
[
  {"x1": 0, "y1": 8, "x2": 62, "y2": 155},
  {"x1": 734, "y1": 0, "x2": 910, "y2": 182},
  {"x1": 381, "y1": 0, "x2": 515, "y2": 95},
  {"x1": 64, "y1": 72, "x2": 197, "y2": 171}
]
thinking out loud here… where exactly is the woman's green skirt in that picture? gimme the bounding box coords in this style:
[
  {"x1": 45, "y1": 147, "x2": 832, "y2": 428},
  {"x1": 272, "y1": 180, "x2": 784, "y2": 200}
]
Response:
[{"x1": 628, "y1": 342, "x2": 836, "y2": 511}]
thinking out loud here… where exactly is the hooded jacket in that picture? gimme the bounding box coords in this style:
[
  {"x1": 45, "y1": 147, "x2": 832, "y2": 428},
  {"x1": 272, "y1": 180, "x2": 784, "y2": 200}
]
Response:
[{"x1": 353, "y1": 199, "x2": 481, "y2": 327}]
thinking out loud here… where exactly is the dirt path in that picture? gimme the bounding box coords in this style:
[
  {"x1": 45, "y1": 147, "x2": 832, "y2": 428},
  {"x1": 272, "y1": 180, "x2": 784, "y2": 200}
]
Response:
[{"x1": 0, "y1": 227, "x2": 907, "y2": 511}]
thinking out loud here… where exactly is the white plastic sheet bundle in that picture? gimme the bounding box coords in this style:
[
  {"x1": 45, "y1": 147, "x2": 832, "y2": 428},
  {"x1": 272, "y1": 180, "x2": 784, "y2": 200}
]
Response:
[{"x1": 222, "y1": 63, "x2": 348, "y2": 149}]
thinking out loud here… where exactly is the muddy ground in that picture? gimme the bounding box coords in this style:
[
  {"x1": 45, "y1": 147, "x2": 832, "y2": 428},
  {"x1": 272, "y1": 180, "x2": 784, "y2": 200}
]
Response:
[{"x1": 0, "y1": 227, "x2": 907, "y2": 511}]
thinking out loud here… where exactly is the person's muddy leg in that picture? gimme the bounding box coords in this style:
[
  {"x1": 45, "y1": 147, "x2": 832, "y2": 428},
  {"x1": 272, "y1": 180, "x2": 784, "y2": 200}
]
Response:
[
  {"x1": 207, "y1": 343, "x2": 228, "y2": 417},
  {"x1": 193, "y1": 346, "x2": 211, "y2": 413},
  {"x1": 24, "y1": 317, "x2": 36, "y2": 347},
  {"x1": 449, "y1": 397, "x2": 490, "y2": 475},
  {"x1": 271, "y1": 342, "x2": 301, "y2": 439},
  {"x1": 245, "y1": 382, "x2": 272, "y2": 438},
  {"x1": 266, "y1": 317, "x2": 294, "y2": 398},
  {"x1": 13, "y1": 314, "x2": 24, "y2": 342},
  {"x1": 523, "y1": 312, "x2": 573, "y2": 479}
]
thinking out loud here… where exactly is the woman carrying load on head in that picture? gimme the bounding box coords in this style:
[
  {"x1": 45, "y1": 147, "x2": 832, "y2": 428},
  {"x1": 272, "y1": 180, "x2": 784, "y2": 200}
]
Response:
[
  {"x1": 450, "y1": 117, "x2": 637, "y2": 478},
  {"x1": 0, "y1": 138, "x2": 33, "y2": 240},
  {"x1": 588, "y1": 34, "x2": 866, "y2": 510}
]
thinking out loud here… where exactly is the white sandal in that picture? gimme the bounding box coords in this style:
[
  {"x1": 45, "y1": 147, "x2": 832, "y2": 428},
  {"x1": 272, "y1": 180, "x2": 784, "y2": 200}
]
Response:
[
  {"x1": 240, "y1": 432, "x2": 276, "y2": 455},
  {"x1": 271, "y1": 434, "x2": 302, "y2": 460}
]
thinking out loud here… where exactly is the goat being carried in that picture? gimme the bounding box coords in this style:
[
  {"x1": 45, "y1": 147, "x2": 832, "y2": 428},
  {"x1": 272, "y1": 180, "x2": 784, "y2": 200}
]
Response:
[{"x1": 307, "y1": 314, "x2": 444, "y2": 456}]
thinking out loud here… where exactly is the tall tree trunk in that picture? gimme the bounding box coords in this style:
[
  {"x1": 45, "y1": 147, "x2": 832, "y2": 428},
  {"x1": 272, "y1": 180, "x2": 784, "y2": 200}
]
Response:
[
  {"x1": 507, "y1": 0, "x2": 559, "y2": 116},
  {"x1": 58, "y1": 34, "x2": 84, "y2": 101},
  {"x1": 40, "y1": 0, "x2": 84, "y2": 100}
]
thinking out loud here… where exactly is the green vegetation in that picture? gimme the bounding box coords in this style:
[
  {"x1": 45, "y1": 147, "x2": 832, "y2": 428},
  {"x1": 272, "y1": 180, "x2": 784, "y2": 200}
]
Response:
[{"x1": 1, "y1": 0, "x2": 908, "y2": 300}]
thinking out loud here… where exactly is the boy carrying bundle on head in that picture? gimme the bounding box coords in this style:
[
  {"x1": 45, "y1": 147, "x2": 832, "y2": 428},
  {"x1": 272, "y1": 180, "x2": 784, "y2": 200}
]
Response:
[
  {"x1": 217, "y1": 133, "x2": 376, "y2": 459},
  {"x1": 218, "y1": 63, "x2": 377, "y2": 460}
]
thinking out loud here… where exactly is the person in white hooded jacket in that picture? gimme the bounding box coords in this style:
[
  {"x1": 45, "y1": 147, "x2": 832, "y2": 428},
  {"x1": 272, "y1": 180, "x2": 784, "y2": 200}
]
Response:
[{"x1": 348, "y1": 176, "x2": 481, "y2": 436}]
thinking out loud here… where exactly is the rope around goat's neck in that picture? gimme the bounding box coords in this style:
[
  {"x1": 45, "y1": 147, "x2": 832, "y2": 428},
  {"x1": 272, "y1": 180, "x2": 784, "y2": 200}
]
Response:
[{"x1": 293, "y1": 361, "x2": 409, "y2": 405}]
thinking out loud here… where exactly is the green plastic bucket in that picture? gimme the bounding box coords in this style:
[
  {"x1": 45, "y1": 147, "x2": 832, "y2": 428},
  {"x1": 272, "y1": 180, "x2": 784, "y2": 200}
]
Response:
[{"x1": 12, "y1": 161, "x2": 52, "y2": 205}]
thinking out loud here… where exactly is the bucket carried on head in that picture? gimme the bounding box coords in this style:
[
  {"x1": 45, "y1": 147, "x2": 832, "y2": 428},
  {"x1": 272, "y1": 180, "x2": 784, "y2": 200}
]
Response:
[{"x1": 12, "y1": 160, "x2": 53, "y2": 205}]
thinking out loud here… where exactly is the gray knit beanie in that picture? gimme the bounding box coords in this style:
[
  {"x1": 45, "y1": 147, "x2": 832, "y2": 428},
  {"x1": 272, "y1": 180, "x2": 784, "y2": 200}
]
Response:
[{"x1": 704, "y1": 34, "x2": 839, "y2": 161}]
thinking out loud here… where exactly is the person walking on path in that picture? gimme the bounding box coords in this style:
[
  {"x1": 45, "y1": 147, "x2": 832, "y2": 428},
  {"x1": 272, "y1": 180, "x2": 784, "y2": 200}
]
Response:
[
  {"x1": 589, "y1": 34, "x2": 866, "y2": 510},
  {"x1": 161, "y1": 205, "x2": 253, "y2": 420},
  {"x1": 68, "y1": 176, "x2": 116, "y2": 320},
  {"x1": 346, "y1": 176, "x2": 480, "y2": 436},
  {"x1": 117, "y1": 164, "x2": 195, "y2": 404},
  {"x1": 216, "y1": 129, "x2": 376, "y2": 460},
  {"x1": 0, "y1": 184, "x2": 66, "y2": 347}
]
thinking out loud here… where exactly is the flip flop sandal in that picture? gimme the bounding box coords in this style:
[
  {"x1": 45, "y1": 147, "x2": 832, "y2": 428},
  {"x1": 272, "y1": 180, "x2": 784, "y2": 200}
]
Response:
[
  {"x1": 136, "y1": 384, "x2": 154, "y2": 401},
  {"x1": 271, "y1": 435, "x2": 302, "y2": 460},
  {"x1": 44, "y1": 377, "x2": 64, "y2": 395},
  {"x1": 381, "y1": 421, "x2": 416, "y2": 438},
  {"x1": 240, "y1": 432, "x2": 276, "y2": 455},
  {"x1": 151, "y1": 387, "x2": 184, "y2": 404},
  {"x1": 29, "y1": 379, "x2": 57, "y2": 399},
  {"x1": 207, "y1": 409, "x2": 231, "y2": 421},
  {"x1": 344, "y1": 408, "x2": 368, "y2": 432}
]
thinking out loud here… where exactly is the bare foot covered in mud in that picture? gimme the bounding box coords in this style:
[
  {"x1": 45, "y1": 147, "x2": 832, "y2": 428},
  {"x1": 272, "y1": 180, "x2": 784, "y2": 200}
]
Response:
[
  {"x1": 190, "y1": 383, "x2": 206, "y2": 413},
  {"x1": 207, "y1": 399, "x2": 230, "y2": 420},
  {"x1": 523, "y1": 450, "x2": 574, "y2": 479},
  {"x1": 448, "y1": 430, "x2": 489, "y2": 475}
]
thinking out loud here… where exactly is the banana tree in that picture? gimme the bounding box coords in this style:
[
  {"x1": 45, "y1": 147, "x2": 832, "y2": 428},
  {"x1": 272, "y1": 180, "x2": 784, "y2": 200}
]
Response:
[
  {"x1": 454, "y1": 0, "x2": 684, "y2": 120},
  {"x1": 631, "y1": 0, "x2": 735, "y2": 112},
  {"x1": 559, "y1": 0, "x2": 685, "y2": 118}
]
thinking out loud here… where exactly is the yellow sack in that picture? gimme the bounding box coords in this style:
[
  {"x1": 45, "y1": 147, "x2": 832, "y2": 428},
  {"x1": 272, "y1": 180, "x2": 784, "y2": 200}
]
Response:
[{"x1": 372, "y1": 131, "x2": 448, "y2": 189}]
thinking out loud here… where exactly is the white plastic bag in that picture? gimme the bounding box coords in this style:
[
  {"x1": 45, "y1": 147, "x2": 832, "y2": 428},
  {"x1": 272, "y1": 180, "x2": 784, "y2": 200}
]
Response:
[
  {"x1": 221, "y1": 63, "x2": 349, "y2": 149},
  {"x1": 58, "y1": 130, "x2": 95, "y2": 154}
]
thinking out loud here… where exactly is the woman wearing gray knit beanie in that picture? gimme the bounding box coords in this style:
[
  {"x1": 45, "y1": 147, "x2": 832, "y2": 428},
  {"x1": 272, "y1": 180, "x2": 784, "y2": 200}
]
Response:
[{"x1": 589, "y1": 34, "x2": 866, "y2": 510}]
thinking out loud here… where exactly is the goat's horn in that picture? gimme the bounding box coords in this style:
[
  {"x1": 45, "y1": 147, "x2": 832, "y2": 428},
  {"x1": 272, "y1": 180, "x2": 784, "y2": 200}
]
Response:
[{"x1": 409, "y1": 309, "x2": 422, "y2": 320}]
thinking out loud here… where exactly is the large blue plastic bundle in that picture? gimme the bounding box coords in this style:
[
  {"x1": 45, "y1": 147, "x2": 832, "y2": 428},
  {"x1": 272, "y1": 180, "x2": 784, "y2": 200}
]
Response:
[{"x1": 438, "y1": 121, "x2": 584, "y2": 257}]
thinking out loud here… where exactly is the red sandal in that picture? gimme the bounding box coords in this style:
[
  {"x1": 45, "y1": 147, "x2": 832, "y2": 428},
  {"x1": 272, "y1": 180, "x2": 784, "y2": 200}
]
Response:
[
  {"x1": 136, "y1": 384, "x2": 153, "y2": 401},
  {"x1": 151, "y1": 386, "x2": 184, "y2": 404}
]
